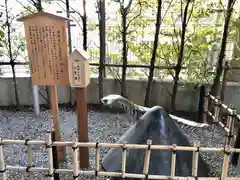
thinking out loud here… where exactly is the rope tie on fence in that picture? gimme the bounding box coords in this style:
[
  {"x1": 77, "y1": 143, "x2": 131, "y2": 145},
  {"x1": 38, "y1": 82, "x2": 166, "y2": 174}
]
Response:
[
  {"x1": 122, "y1": 145, "x2": 127, "y2": 151},
  {"x1": 45, "y1": 169, "x2": 56, "y2": 177},
  {"x1": 224, "y1": 146, "x2": 231, "y2": 155},
  {"x1": 45, "y1": 141, "x2": 54, "y2": 149},
  {"x1": 196, "y1": 146, "x2": 200, "y2": 152},
  {"x1": 26, "y1": 165, "x2": 32, "y2": 172},
  {"x1": 24, "y1": 139, "x2": 29, "y2": 146},
  {"x1": 0, "y1": 166, "x2": 6, "y2": 173},
  {"x1": 148, "y1": 143, "x2": 151, "y2": 150},
  {"x1": 145, "y1": 174, "x2": 149, "y2": 180}
]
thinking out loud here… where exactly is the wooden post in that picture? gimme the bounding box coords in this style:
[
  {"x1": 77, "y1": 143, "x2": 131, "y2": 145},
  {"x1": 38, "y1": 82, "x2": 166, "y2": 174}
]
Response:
[
  {"x1": 76, "y1": 87, "x2": 89, "y2": 168},
  {"x1": 68, "y1": 49, "x2": 90, "y2": 168},
  {"x1": 203, "y1": 88, "x2": 209, "y2": 123},
  {"x1": 49, "y1": 86, "x2": 64, "y2": 162},
  {"x1": 198, "y1": 85, "x2": 205, "y2": 122}
]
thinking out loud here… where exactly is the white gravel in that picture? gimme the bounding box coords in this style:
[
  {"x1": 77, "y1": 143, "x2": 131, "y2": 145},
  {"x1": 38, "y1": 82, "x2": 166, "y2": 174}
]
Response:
[
  {"x1": 0, "y1": 107, "x2": 239, "y2": 179},
  {"x1": 175, "y1": 121, "x2": 240, "y2": 177},
  {"x1": 0, "y1": 106, "x2": 131, "y2": 180}
]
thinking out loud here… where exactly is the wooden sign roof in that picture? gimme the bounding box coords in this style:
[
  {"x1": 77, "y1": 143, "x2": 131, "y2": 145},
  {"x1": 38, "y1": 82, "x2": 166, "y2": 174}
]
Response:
[
  {"x1": 17, "y1": 11, "x2": 70, "y2": 22},
  {"x1": 70, "y1": 49, "x2": 90, "y2": 61}
]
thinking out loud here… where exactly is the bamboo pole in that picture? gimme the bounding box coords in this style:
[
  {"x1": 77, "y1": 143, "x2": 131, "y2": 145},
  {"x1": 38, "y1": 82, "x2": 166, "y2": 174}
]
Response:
[
  {"x1": 171, "y1": 144, "x2": 177, "y2": 178},
  {"x1": 2, "y1": 139, "x2": 240, "y2": 152},
  {"x1": 95, "y1": 142, "x2": 100, "y2": 180},
  {"x1": 221, "y1": 145, "x2": 231, "y2": 180},
  {"x1": 192, "y1": 141, "x2": 200, "y2": 177},
  {"x1": 214, "y1": 96, "x2": 220, "y2": 123},
  {"x1": 0, "y1": 138, "x2": 6, "y2": 180},
  {"x1": 203, "y1": 88, "x2": 210, "y2": 123},
  {"x1": 121, "y1": 143, "x2": 127, "y2": 179},
  {"x1": 143, "y1": 140, "x2": 152, "y2": 180},
  {"x1": 225, "y1": 105, "x2": 236, "y2": 146},
  {"x1": 27, "y1": 141, "x2": 33, "y2": 180},
  {"x1": 72, "y1": 137, "x2": 79, "y2": 180},
  {"x1": 46, "y1": 133, "x2": 54, "y2": 180}
]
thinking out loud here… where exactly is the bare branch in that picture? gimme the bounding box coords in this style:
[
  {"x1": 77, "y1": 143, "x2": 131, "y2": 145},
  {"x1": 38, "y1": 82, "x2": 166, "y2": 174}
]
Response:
[
  {"x1": 16, "y1": 0, "x2": 35, "y2": 13},
  {"x1": 126, "y1": 2, "x2": 142, "y2": 30}
]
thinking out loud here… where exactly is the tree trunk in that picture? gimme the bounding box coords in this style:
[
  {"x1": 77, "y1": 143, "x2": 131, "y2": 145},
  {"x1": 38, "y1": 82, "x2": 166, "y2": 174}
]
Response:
[
  {"x1": 144, "y1": 0, "x2": 162, "y2": 107},
  {"x1": 82, "y1": 0, "x2": 87, "y2": 51},
  {"x1": 5, "y1": 0, "x2": 20, "y2": 109},
  {"x1": 121, "y1": 11, "x2": 128, "y2": 98},
  {"x1": 211, "y1": 0, "x2": 235, "y2": 96},
  {"x1": 98, "y1": 0, "x2": 106, "y2": 102},
  {"x1": 65, "y1": 0, "x2": 73, "y2": 105},
  {"x1": 171, "y1": 0, "x2": 191, "y2": 112}
]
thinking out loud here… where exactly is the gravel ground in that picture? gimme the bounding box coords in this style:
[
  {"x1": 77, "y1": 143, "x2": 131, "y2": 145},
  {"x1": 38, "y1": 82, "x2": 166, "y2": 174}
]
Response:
[
  {"x1": 175, "y1": 121, "x2": 240, "y2": 177},
  {"x1": 0, "y1": 106, "x2": 239, "y2": 179},
  {"x1": 0, "y1": 106, "x2": 132, "y2": 180}
]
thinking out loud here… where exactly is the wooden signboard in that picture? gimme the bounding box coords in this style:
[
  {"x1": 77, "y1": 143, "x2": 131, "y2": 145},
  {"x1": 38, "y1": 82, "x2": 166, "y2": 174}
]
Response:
[
  {"x1": 18, "y1": 11, "x2": 69, "y2": 86},
  {"x1": 68, "y1": 49, "x2": 90, "y2": 88}
]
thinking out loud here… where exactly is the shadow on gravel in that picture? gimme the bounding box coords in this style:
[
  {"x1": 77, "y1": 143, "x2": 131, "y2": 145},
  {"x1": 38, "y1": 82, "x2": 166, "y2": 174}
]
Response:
[{"x1": 101, "y1": 106, "x2": 211, "y2": 179}]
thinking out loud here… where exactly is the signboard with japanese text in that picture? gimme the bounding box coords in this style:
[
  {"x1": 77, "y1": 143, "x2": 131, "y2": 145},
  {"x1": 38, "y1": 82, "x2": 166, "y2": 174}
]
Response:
[{"x1": 18, "y1": 11, "x2": 69, "y2": 86}]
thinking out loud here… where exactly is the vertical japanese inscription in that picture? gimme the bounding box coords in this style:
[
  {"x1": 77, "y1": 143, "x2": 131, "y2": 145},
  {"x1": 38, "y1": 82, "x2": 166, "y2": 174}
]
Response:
[
  {"x1": 35, "y1": 25, "x2": 40, "y2": 80},
  {"x1": 25, "y1": 19, "x2": 68, "y2": 85}
]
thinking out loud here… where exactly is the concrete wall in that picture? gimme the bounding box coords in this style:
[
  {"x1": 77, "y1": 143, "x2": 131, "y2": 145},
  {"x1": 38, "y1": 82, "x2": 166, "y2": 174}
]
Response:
[{"x1": 0, "y1": 77, "x2": 239, "y2": 112}]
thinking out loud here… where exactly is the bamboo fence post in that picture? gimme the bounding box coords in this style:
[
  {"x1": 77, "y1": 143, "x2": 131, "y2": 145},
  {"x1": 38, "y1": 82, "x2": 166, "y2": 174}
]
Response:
[
  {"x1": 121, "y1": 143, "x2": 127, "y2": 179},
  {"x1": 95, "y1": 142, "x2": 100, "y2": 180},
  {"x1": 192, "y1": 141, "x2": 200, "y2": 177},
  {"x1": 171, "y1": 144, "x2": 177, "y2": 178},
  {"x1": 221, "y1": 145, "x2": 231, "y2": 179},
  {"x1": 26, "y1": 140, "x2": 33, "y2": 180},
  {"x1": 142, "y1": 140, "x2": 152, "y2": 180},
  {"x1": 232, "y1": 127, "x2": 240, "y2": 166},
  {"x1": 214, "y1": 96, "x2": 221, "y2": 123},
  {"x1": 221, "y1": 106, "x2": 236, "y2": 179},
  {"x1": 225, "y1": 104, "x2": 236, "y2": 146},
  {"x1": 203, "y1": 88, "x2": 210, "y2": 123},
  {"x1": 0, "y1": 138, "x2": 6, "y2": 180},
  {"x1": 46, "y1": 132, "x2": 54, "y2": 180},
  {"x1": 72, "y1": 137, "x2": 79, "y2": 180}
]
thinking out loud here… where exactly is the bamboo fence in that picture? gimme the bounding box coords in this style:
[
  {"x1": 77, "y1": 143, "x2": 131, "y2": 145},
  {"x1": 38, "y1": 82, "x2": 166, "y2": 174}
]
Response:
[{"x1": 0, "y1": 132, "x2": 240, "y2": 180}]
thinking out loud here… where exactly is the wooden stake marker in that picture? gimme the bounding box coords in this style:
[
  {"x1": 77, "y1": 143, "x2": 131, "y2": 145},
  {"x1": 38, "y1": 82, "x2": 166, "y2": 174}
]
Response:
[
  {"x1": 17, "y1": 11, "x2": 70, "y2": 162},
  {"x1": 68, "y1": 49, "x2": 90, "y2": 168}
]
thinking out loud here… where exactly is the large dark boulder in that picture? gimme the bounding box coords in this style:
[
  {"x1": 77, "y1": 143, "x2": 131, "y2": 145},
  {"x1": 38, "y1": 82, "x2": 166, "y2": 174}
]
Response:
[{"x1": 101, "y1": 106, "x2": 210, "y2": 179}]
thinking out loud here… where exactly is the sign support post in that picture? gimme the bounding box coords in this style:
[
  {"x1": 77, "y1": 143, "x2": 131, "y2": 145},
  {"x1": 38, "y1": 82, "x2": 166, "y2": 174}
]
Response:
[
  {"x1": 76, "y1": 87, "x2": 89, "y2": 168},
  {"x1": 68, "y1": 49, "x2": 90, "y2": 168}
]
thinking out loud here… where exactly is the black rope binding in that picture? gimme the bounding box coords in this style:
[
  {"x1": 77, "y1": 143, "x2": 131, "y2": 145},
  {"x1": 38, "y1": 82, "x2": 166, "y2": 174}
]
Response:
[
  {"x1": 145, "y1": 174, "x2": 148, "y2": 180},
  {"x1": 122, "y1": 146, "x2": 126, "y2": 151},
  {"x1": 196, "y1": 147, "x2": 200, "y2": 152},
  {"x1": 46, "y1": 142, "x2": 54, "y2": 149},
  {"x1": 26, "y1": 165, "x2": 32, "y2": 172},
  {"x1": 25, "y1": 139, "x2": 29, "y2": 146},
  {"x1": 72, "y1": 145, "x2": 78, "y2": 151},
  {"x1": 224, "y1": 147, "x2": 231, "y2": 155},
  {"x1": 0, "y1": 169, "x2": 6, "y2": 173},
  {"x1": 95, "y1": 170, "x2": 98, "y2": 177},
  {"x1": 73, "y1": 174, "x2": 79, "y2": 179},
  {"x1": 45, "y1": 169, "x2": 56, "y2": 177},
  {"x1": 194, "y1": 176, "x2": 198, "y2": 180},
  {"x1": 96, "y1": 142, "x2": 99, "y2": 149},
  {"x1": 148, "y1": 144, "x2": 151, "y2": 150}
]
